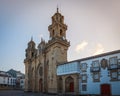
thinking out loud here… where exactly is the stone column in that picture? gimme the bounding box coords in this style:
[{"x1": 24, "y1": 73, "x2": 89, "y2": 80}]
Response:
[{"x1": 62, "y1": 76, "x2": 66, "y2": 93}]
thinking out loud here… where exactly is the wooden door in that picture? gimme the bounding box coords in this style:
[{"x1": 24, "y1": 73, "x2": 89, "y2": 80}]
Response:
[
  {"x1": 70, "y1": 82, "x2": 74, "y2": 92},
  {"x1": 101, "y1": 84, "x2": 111, "y2": 96},
  {"x1": 39, "y1": 79, "x2": 43, "y2": 92}
]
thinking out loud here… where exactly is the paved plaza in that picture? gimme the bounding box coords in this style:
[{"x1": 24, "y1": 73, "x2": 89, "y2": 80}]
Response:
[{"x1": 0, "y1": 90, "x2": 58, "y2": 96}]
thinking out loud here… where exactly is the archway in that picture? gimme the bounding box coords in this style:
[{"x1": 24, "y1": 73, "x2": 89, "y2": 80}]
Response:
[
  {"x1": 39, "y1": 79, "x2": 43, "y2": 92},
  {"x1": 65, "y1": 76, "x2": 74, "y2": 92}
]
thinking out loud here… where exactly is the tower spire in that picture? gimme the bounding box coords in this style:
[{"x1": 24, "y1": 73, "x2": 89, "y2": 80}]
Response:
[
  {"x1": 31, "y1": 36, "x2": 33, "y2": 41},
  {"x1": 57, "y1": 5, "x2": 59, "y2": 13},
  {"x1": 41, "y1": 37, "x2": 43, "y2": 42}
]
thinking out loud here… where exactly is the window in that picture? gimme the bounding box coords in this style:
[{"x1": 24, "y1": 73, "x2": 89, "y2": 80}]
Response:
[
  {"x1": 82, "y1": 84, "x2": 87, "y2": 91},
  {"x1": 81, "y1": 63, "x2": 87, "y2": 72},
  {"x1": 110, "y1": 71, "x2": 118, "y2": 81},
  {"x1": 82, "y1": 74, "x2": 87, "y2": 83},
  {"x1": 92, "y1": 60, "x2": 99, "y2": 67},
  {"x1": 112, "y1": 72, "x2": 117, "y2": 78},
  {"x1": 8, "y1": 78, "x2": 9, "y2": 83},
  {"x1": 53, "y1": 30, "x2": 54, "y2": 36},
  {"x1": 31, "y1": 52, "x2": 34, "y2": 57},
  {"x1": 91, "y1": 60, "x2": 100, "y2": 72},
  {"x1": 26, "y1": 53, "x2": 28, "y2": 58},
  {"x1": 109, "y1": 57, "x2": 118, "y2": 70},
  {"x1": 109, "y1": 57, "x2": 117, "y2": 65},
  {"x1": 60, "y1": 18, "x2": 62, "y2": 23},
  {"x1": 93, "y1": 72, "x2": 100, "y2": 82},
  {"x1": 60, "y1": 29, "x2": 62, "y2": 36},
  {"x1": 21, "y1": 80, "x2": 23, "y2": 83},
  {"x1": 39, "y1": 67, "x2": 43, "y2": 76},
  {"x1": 94, "y1": 74, "x2": 99, "y2": 79}
]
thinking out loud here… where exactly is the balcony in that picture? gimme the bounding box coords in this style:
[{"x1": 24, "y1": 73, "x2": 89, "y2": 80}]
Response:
[
  {"x1": 108, "y1": 64, "x2": 118, "y2": 70},
  {"x1": 90, "y1": 67, "x2": 100, "y2": 72}
]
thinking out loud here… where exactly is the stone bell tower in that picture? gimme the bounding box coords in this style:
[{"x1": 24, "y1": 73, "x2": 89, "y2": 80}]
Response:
[
  {"x1": 24, "y1": 38, "x2": 37, "y2": 92},
  {"x1": 45, "y1": 8, "x2": 70, "y2": 93}
]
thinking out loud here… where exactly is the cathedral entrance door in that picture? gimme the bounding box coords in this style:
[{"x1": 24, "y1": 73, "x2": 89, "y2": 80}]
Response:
[
  {"x1": 65, "y1": 76, "x2": 74, "y2": 92},
  {"x1": 101, "y1": 84, "x2": 111, "y2": 96},
  {"x1": 70, "y1": 82, "x2": 74, "y2": 92},
  {"x1": 39, "y1": 79, "x2": 43, "y2": 92}
]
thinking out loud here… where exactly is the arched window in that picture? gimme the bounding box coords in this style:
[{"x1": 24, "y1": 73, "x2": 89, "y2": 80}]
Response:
[
  {"x1": 31, "y1": 52, "x2": 34, "y2": 57},
  {"x1": 60, "y1": 29, "x2": 62, "y2": 36},
  {"x1": 53, "y1": 30, "x2": 54, "y2": 36},
  {"x1": 39, "y1": 67, "x2": 43, "y2": 76},
  {"x1": 60, "y1": 18, "x2": 62, "y2": 23}
]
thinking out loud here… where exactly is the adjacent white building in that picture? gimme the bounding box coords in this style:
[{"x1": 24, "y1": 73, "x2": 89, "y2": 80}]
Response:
[
  {"x1": 7, "y1": 69, "x2": 25, "y2": 89},
  {"x1": 57, "y1": 50, "x2": 120, "y2": 96},
  {"x1": 0, "y1": 69, "x2": 25, "y2": 89},
  {"x1": 20, "y1": 79, "x2": 25, "y2": 89},
  {"x1": 0, "y1": 71, "x2": 16, "y2": 89}
]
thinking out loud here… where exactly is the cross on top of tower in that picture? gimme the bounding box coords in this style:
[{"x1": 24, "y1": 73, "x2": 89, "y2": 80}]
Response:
[
  {"x1": 57, "y1": 6, "x2": 59, "y2": 13},
  {"x1": 31, "y1": 36, "x2": 33, "y2": 41}
]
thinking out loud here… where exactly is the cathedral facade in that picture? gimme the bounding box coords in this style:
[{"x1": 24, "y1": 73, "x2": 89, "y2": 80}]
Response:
[{"x1": 24, "y1": 8, "x2": 70, "y2": 93}]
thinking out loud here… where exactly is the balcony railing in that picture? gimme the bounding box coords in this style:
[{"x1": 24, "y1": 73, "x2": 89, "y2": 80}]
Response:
[
  {"x1": 90, "y1": 67, "x2": 100, "y2": 72},
  {"x1": 108, "y1": 64, "x2": 119, "y2": 70}
]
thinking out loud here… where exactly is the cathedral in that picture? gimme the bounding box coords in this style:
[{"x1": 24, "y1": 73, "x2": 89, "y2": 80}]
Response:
[
  {"x1": 24, "y1": 8, "x2": 70, "y2": 93},
  {"x1": 24, "y1": 8, "x2": 120, "y2": 96}
]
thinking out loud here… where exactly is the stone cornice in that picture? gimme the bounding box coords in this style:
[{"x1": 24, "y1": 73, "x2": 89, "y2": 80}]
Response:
[{"x1": 45, "y1": 38, "x2": 70, "y2": 49}]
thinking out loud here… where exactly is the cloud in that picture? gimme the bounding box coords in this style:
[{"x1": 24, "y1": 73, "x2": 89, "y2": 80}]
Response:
[
  {"x1": 75, "y1": 41, "x2": 88, "y2": 53},
  {"x1": 93, "y1": 43, "x2": 104, "y2": 55}
]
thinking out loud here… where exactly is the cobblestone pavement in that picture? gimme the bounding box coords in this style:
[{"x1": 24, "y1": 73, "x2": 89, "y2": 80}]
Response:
[{"x1": 0, "y1": 90, "x2": 58, "y2": 96}]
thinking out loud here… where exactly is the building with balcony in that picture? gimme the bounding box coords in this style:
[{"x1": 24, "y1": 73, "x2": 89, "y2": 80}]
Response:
[{"x1": 57, "y1": 50, "x2": 120, "y2": 96}]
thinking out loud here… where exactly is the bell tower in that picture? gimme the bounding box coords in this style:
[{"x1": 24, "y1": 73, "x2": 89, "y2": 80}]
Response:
[
  {"x1": 45, "y1": 8, "x2": 70, "y2": 93},
  {"x1": 48, "y1": 8, "x2": 67, "y2": 40},
  {"x1": 24, "y1": 37, "x2": 37, "y2": 92}
]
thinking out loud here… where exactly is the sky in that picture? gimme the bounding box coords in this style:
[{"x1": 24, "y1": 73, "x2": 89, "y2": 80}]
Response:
[{"x1": 0, "y1": 0, "x2": 120, "y2": 73}]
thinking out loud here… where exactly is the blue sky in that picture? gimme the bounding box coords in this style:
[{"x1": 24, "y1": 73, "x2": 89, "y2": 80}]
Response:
[{"x1": 0, "y1": 0, "x2": 120, "y2": 73}]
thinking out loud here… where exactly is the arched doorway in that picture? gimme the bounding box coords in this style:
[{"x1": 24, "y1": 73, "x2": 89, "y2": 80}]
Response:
[
  {"x1": 39, "y1": 79, "x2": 43, "y2": 92},
  {"x1": 101, "y1": 84, "x2": 111, "y2": 96},
  {"x1": 65, "y1": 76, "x2": 74, "y2": 92},
  {"x1": 58, "y1": 77, "x2": 63, "y2": 93}
]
